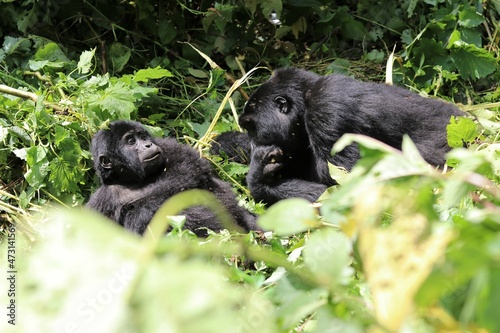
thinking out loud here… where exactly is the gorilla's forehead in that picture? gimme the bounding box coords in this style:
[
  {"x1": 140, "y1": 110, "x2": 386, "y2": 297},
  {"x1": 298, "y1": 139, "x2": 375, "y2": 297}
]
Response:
[
  {"x1": 248, "y1": 83, "x2": 280, "y2": 104},
  {"x1": 109, "y1": 122, "x2": 145, "y2": 137}
]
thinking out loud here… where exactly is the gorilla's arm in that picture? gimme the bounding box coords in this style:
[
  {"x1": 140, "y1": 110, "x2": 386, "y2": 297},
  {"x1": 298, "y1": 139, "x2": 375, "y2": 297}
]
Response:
[
  {"x1": 86, "y1": 185, "x2": 143, "y2": 222},
  {"x1": 247, "y1": 145, "x2": 327, "y2": 205},
  {"x1": 210, "y1": 131, "x2": 251, "y2": 164}
]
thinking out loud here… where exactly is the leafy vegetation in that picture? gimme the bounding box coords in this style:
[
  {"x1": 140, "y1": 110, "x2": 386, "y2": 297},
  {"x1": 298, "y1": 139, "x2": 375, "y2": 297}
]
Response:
[{"x1": 1, "y1": 0, "x2": 499, "y2": 332}]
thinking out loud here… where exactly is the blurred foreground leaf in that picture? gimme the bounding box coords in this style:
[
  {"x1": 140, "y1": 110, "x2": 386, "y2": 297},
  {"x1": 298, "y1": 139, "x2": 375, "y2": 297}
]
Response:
[
  {"x1": 0, "y1": 208, "x2": 276, "y2": 333},
  {"x1": 258, "y1": 198, "x2": 321, "y2": 235},
  {"x1": 356, "y1": 187, "x2": 454, "y2": 331}
]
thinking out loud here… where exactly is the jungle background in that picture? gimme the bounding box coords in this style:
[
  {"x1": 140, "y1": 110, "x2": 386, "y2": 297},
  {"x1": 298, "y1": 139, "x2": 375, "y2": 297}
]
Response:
[{"x1": 0, "y1": 0, "x2": 500, "y2": 332}]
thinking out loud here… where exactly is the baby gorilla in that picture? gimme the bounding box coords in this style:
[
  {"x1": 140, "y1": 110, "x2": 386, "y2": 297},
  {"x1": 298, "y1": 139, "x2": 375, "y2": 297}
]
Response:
[
  {"x1": 210, "y1": 131, "x2": 251, "y2": 164},
  {"x1": 86, "y1": 120, "x2": 258, "y2": 236},
  {"x1": 240, "y1": 67, "x2": 466, "y2": 204},
  {"x1": 247, "y1": 145, "x2": 328, "y2": 205}
]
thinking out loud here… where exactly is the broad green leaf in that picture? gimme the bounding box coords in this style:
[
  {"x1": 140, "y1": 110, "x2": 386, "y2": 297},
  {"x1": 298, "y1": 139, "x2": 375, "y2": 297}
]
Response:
[
  {"x1": 359, "y1": 211, "x2": 453, "y2": 331},
  {"x1": 400, "y1": 134, "x2": 429, "y2": 166},
  {"x1": 16, "y1": 10, "x2": 37, "y2": 33},
  {"x1": 28, "y1": 60, "x2": 65, "y2": 70},
  {"x1": 133, "y1": 66, "x2": 173, "y2": 83},
  {"x1": 109, "y1": 43, "x2": 131, "y2": 73},
  {"x1": 214, "y1": 36, "x2": 227, "y2": 53},
  {"x1": 446, "y1": 116, "x2": 478, "y2": 148},
  {"x1": 451, "y1": 44, "x2": 497, "y2": 80},
  {"x1": 187, "y1": 68, "x2": 208, "y2": 78},
  {"x1": 260, "y1": 0, "x2": 283, "y2": 17},
  {"x1": 446, "y1": 30, "x2": 461, "y2": 49},
  {"x1": 458, "y1": 7, "x2": 484, "y2": 28},
  {"x1": 313, "y1": 309, "x2": 364, "y2": 333},
  {"x1": 54, "y1": 125, "x2": 69, "y2": 145},
  {"x1": 97, "y1": 82, "x2": 138, "y2": 118},
  {"x1": 25, "y1": 146, "x2": 49, "y2": 189},
  {"x1": 333, "y1": 133, "x2": 397, "y2": 155},
  {"x1": 406, "y1": 0, "x2": 418, "y2": 17},
  {"x1": 244, "y1": 0, "x2": 257, "y2": 15},
  {"x1": 476, "y1": 143, "x2": 500, "y2": 177},
  {"x1": 461, "y1": 28, "x2": 482, "y2": 47},
  {"x1": 49, "y1": 153, "x2": 81, "y2": 193},
  {"x1": 272, "y1": 277, "x2": 328, "y2": 330},
  {"x1": 477, "y1": 267, "x2": 500, "y2": 333},
  {"x1": 158, "y1": 19, "x2": 177, "y2": 45},
  {"x1": 274, "y1": 25, "x2": 292, "y2": 39},
  {"x1": 78, "y1": 48, "x2": 96, "y2": 74},
  {"x1": 303, "y1": 229, "x2": 353, "y2": 285},
  {"x1": 191, "y1": 120, "x2": 210, "y2": 138},
  {"x1": 1, "y1": 209, "x2": 277, "y2": 333},
  {"x1": 258, "y1": 198, "x2": 320, "y2": 235},
  {"x1": 33, "y1": 42, "x2": 70, "y2": 62},
  {"x1": 1, "y1": 36, "x2": 31, "y2": 54},
  {"x1": 291, "y1": 16, "x2": 307, "y2": 39},
  {"x1": 342, "y1": 19, "x2": 369, "y2": 41}
]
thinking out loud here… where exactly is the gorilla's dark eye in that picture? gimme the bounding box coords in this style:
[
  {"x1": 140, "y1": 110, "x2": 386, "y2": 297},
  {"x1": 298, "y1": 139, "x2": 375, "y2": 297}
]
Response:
[
  {"x1": 274, "y1": 96, "x2": 288, "y2": 113},
  {"x1": 126, "y1": 136, "x2": 136, "y2": 145}
]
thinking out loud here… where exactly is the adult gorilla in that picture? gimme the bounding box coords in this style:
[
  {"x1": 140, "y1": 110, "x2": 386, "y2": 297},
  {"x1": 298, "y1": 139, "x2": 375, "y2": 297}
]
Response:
[
  {"x1": 86, "y1": 120, "x2": 258, "y2": 236},
  {"x1": 239, "y1": 67, "x2": 465, "y2": 204}
]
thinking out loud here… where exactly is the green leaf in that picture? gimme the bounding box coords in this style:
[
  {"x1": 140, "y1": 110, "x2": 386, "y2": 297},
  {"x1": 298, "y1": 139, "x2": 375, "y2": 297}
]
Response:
[
  {"x1": 446, "y1": 116, "x2": 478, "y2": 148},
  {"x1": 28, "y1": 60, "x2": 65, "y2": 70},
  {"x1": 446, "y1": 30, "x2": 461, "y2": 49},
  {"x1": 133, "y1": 66, "x2": 173, "y2": 83},
  {"x1": 187, "y1": 68, "x2": 208, "y2": 79},
  {"x1": 260, "y1": 0, "x2": 283, "y2": 17},
  {"x1": 78, "y1": 48, "x2": 96, "y2": 74},
  {"x1": 5, "y1": 209, "x2": 277, "y2": 333},
  {"x1": 274, "y1": 25, "x2": 292, "y2": 39},
  {"x1": 258, "y1": 198, "x2": 320, "y2": 235},
  {"x1": 33, "y1": 42, "x2": 70, "y2": 62},
  {"x1": 451, "y1": 44, "x2": 497, "y2": 80},
  {"x1": 477, "y1": 267, "x2": 500, "y2": 333},
  {"x1": 272, "y1": 277, "x2": 328, "y2": 330},
  {"x1": 158, "y1": 19, "x2": 177, "y2": 45},
  {"x1": 326, "y1": 59, "x2": 350, "y2": 75},
  {"x1": 458, "y1": 7, "x2": 484, "y2": 28},
  {"x1": 17, "y1": 9, "x2": 37, "y2": 33},
  {"x1": 109, "y1": 43, "x2": 131, "y2": 73},
  {"x1": 54, "y1": 125, "x2": 69, "y2": 146},
  {"x1": 342, "y1": 19, "x2": 369, "y2": 41},
  {"x1": 97, "y1": 82, "x2": 138, "y2": 118},
  {"x1": 406, "y1": 0, "x2": 418, "y2": 17},
  {"x1": 48, "y1": 153, "x2": 81, "y2": 193},
  {"x1": 291, "y1": 16, "x2": 307, "y2": 39},
  {"x1": 245, "y1": 0, "x2": 257, "y2": 15},
  {"x1": 0, "y1": 36, "x2": 31, "y2": 60},
  {"x1": 25, "y1": 146, "x2": 49, "y2": 189},
  {"x1": 303, "y1": 229, "x2": 353, "y2": 285}
]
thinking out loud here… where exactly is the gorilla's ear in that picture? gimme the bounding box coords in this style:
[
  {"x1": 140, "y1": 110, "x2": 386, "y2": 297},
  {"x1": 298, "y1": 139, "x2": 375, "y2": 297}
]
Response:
[
  {"x1": 99, "y1": 155, "x2": 113, "y2": 169},
  {"x1": 274, "y1": 96, "x2": 288, "y2": 113}
]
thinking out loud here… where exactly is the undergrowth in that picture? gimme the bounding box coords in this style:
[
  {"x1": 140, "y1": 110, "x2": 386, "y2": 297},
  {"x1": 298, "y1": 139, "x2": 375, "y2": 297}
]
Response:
[{"x1": 1, "y1": 1, "x2": 500, "y2": 332}]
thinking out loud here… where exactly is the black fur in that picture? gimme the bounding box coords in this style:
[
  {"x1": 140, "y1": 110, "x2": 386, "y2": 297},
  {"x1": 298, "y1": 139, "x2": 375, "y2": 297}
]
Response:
[
  {"x1": 246, "y1": 145, "x2": 327, "y2": 205},
  {"x1": 240, "y1": 67, "x2": 465, "y2": 204},
  {"x1": 86, "y1": 120, "x2": 258, "y2": 236},
  {"x1": 210, "y1": 131, "x2": 251, "y2": 164}
]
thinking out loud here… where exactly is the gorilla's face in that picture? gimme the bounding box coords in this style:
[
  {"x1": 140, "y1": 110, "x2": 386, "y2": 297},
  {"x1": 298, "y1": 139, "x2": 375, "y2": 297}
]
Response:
[
  {"x1": 119, "y1": 128, "x2": 164, "y2": 176},
  {"x1": 93, "y1": 121, "x2": 166, "y2": 185},
  {"x1": 239, "y1": 72, "x2": 307, "y2": 149}
]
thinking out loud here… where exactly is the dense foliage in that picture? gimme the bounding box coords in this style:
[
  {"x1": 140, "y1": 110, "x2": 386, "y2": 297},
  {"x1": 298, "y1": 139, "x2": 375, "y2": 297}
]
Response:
[{"x1": 0, "y1": 0, "x2": 499, "y2": 332}]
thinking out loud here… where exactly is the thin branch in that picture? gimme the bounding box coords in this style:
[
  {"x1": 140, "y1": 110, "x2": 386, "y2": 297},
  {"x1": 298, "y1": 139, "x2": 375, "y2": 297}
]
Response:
[
  {"x1": 0, "y1": 84, "x2": 38, "y2": 102},
  {"x1": 0, "y1": 84, "x2": 66, "y2": 112}
]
